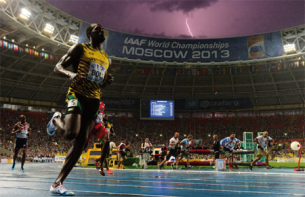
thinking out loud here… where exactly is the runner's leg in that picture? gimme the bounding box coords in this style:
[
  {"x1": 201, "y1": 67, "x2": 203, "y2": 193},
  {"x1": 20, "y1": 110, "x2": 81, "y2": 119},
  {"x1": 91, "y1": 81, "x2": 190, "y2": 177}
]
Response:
[
  {"x1": 53, "y1": 113, "x2": 81, "y2": 140},
  {"x1": 53, "y1": 115, "x2": 94, "y2": 186},
  {"x1": 100, "y1": 135, "x2": 109, "y2": 166},
  {"x1": 21, "y1": 148, "x2": 26, "y2": 169},
  {"x1": 13, "y1": 149, "x2": 19, "y2": 166}
]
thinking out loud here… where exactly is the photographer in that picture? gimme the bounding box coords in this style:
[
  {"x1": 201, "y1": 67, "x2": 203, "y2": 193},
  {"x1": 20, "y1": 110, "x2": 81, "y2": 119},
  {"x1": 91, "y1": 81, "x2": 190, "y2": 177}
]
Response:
[
  {"x1": 177, "y1": 134, "x2": 193, "y2": 169},
  {"x1": 250, "y1": 131, "x2": 273, "y2": 170},
  {"x1": 118, "y1": 138, "x2": 129, "y2": 169},
  {"x1": 140, "y1": 138, "x2": 154, "y2": 169},
  {"x1": 158, "y1": 132, "x2": 180, "y2": 170},
  {"x1": 212, "y1": 135, "x2": 220, "y2": 169}
]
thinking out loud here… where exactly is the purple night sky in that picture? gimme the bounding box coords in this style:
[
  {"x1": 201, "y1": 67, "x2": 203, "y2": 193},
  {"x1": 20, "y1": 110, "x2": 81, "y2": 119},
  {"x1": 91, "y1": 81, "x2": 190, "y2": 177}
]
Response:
[{"x1": 46, "y1": 0, "x2": 305, "y2": 38}]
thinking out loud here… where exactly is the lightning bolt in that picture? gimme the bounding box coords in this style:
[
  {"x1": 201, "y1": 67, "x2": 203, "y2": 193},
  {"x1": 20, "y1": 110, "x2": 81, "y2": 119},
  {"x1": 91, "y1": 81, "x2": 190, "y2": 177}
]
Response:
[{"x1": 186, "y1": 17, "x2": 193, "y2": 38}]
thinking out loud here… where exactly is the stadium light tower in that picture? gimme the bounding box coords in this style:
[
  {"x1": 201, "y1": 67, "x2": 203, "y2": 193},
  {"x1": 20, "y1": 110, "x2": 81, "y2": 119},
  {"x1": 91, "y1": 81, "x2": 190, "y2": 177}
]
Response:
[
  {"x1": 44, "y1": 23, "x2": 54, "y2": 34},
  {"x1": 283, "y1": 43, "x2": 296, "y2": 53},
  {"x1": 68, "y1": 35, "x2": 79, "y2": 44},
  {"x1": 19, "y1": 8, "x2": 31, "y2": 20}
]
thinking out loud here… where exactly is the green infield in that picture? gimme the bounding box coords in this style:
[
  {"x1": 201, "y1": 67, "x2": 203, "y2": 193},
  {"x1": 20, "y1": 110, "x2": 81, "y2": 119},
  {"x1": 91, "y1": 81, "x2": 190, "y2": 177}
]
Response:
[{"x1": 268, "y1": 162, "x2": 305, "y2": 168}]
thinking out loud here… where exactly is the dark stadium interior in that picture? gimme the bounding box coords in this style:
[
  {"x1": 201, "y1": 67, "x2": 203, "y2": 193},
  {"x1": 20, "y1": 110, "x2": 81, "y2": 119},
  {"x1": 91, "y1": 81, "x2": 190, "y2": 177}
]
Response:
[{"x1": 1, "y1": 0, "x2": 305, "y2": 196}]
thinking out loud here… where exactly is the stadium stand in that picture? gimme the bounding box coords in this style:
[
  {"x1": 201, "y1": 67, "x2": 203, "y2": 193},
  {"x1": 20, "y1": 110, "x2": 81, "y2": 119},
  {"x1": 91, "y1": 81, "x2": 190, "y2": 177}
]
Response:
[{"x1": 1, "y1": 108, "x2": 304, "y2": 161}]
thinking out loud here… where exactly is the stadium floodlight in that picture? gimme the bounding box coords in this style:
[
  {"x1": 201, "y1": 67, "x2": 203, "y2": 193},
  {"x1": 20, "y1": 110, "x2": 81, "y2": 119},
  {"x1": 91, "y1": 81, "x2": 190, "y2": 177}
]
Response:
[
  {"x1": 0, "y1": 0, "x2": 6, "y2": 4},
  {"x1": 3, "y1": 36, "x2": 6, "y2": 39},
  {"x1": 283, "y1": 43, "x2": 296, "y2": 53},
  {"x1": 160, "y1": 134, "x2": 163, "y2": 137},
  {"x1": 44, "y1": 23, "x2": 54, "y2": 34},
  {"x1": 19, "y1": 8, "x2": 31, "y2": 20},
  {"x1": 68, "y1": 35, "x2": 79, "y2": 44},
  {"x1": 136, "y1": 134, "x2": 139, "y2": 137}
]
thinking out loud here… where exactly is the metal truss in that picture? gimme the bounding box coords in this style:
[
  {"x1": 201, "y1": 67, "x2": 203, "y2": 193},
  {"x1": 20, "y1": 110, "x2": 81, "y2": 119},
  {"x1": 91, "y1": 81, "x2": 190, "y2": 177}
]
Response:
[
  {"x1": 0, "y1": 0, "x2": 305, "y2": 106},
  {"x1": 0, "y1": 0, "x2": 82, "y2": 48},
  {"x1": 282, "y1": 25, "x2": 305, "y2": 54},
  {"x1": 268, "y1": 71, "x2": 282, "y2": 105}
]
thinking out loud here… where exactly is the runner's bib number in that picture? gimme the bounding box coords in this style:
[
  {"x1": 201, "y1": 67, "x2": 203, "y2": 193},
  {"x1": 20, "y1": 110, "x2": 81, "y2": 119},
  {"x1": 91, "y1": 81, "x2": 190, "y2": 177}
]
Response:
[
  {"x1": 68, "y1": 99, "x2": 78, "y2": 107},
  {"x1": 87, "y1": 62, "x2": 106, "y2": 85}
]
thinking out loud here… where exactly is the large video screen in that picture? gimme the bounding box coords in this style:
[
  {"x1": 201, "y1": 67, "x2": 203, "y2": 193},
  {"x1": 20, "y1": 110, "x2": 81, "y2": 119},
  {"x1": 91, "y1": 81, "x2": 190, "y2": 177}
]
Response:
[{"x1": 140, "y1": 100, "x2": 174, "y2": 120}]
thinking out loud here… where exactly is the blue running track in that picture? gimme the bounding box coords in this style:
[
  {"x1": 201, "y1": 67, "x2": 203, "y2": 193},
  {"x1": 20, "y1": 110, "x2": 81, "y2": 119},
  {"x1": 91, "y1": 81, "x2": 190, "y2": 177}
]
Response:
[{"x1": 0, "y1": 163, "x2": 304, "y2": 196}]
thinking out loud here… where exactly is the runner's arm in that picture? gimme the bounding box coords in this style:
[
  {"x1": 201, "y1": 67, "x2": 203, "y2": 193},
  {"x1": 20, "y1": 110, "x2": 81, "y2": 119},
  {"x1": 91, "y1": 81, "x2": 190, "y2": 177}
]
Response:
[
  {"x1": 180, "y1": 140, "x2": 187, "y2": 148},
  {"x1": 254, "y1": 137, "x2": 262, "y2": 147},
  {"x1": 169, "y1": 140, "x2": 177, "y2": 146},
  {"x1": 27, "y1": 127, "x2": 31, "y2": 137},
  {"x1": 11, "y1": 123, "x2": 21, "y2": 135},
  {"x1": 267, "y1": 138, "x2": 274, "y2": 148},
  {"x1": 100, "y1": 58, "x2": 114, "y2": 89},
  {"x1": 54, "y1": 44, "x2": 85, "y2": 85}
]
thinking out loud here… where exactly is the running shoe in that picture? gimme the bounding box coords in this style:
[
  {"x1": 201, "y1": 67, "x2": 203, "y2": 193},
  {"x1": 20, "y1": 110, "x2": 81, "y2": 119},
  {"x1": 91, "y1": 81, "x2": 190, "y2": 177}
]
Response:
[
  {"x1": 20, "y1": 167, "x2": 24, "y2": 173},
  {"x1": 95, "y1": 165, "x2": 101, "y2": 172},
  {"x1": 94, "y1": 159, "x2": 99, "y2": 167},
  {"x1": 11, "y1": 164, "x2": 15, "y2": 171},
  {"x1": 176, "y1": 166, "x2": 181, "y2": 170},
  {"x1": 99, "y1": 168, "x2": 105, "y2": 176},
  {"x1": 229, "y1": 167, "x2": 234, "y2": 171},
  {"x1": 94, "y1": 164, "x2": 105, "y2": 176},
  {"x1": 50, "y1": 182, "x2": 74, "y2": 196},
  {"x1": 158, "y1": 163, "x2": 162, "y2": 170},
  {"x1": 171, "y1": 163, "x2": 175, "y2": 169},
  {"x1": 249, "y1": 164, "x2": 253, "y2": 171},
  {"x1": 234, "y1": 165, "x2": 239, "y2": 169},
  {"x1": 187, "y1": 165, "x2": 192, "y2": 169},
  {"x1": 267, "y1": 165, "x2": 273, "y2": 169},
  {"x1": 106, "y1": 169, "x2": 113, "y2": 174},
  {"x1": 47, "y1": 112, "x2": 61, "y2": 136}
]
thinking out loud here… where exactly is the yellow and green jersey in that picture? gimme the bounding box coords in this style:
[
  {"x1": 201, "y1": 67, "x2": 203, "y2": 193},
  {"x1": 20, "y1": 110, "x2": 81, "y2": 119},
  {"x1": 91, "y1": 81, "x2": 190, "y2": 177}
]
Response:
[{"x1": 67, "y1": 43, "x2": 109, "y2": 100}]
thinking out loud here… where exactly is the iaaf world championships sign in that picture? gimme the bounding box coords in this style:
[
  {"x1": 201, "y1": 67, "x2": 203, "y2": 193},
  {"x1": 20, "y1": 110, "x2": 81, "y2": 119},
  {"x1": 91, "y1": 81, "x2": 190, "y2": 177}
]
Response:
[{"x1": 78, "y1": 22, "x2": 284, "y2": 63}]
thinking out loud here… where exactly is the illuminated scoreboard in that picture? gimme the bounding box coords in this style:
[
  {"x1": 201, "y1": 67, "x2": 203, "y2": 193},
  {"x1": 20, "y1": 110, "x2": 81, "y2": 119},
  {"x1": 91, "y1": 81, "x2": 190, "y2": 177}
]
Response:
[{"x1": 149, "y1": 100, "x2": 174, "y2": 120}]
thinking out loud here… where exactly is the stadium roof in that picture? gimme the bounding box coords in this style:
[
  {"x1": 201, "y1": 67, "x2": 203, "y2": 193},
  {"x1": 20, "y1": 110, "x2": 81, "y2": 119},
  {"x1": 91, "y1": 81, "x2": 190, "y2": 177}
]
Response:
[{"x1": 0, "y1": 0, "x2": 305, "y2": 109}]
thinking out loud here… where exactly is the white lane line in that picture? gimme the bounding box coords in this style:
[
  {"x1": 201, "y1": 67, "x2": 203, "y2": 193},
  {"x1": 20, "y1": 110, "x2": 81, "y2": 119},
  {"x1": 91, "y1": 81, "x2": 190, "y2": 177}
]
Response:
[
  {"x1": 0, "y1": 186, "x2": 178, "y2": 197},
  {"x1": 0, "y1": 182, "x2": 303, "y2": 196},
  {"x1": 2, "y1": 178, "x2": 305, "y2": 190},
  {"x1": 3, "y1": 166, "x2": 304, "y2": 176},
  {"x1": 106, "y1": 169, "x2": 305, "y2": 176},
  {"x1": 0, "y1": 173, "x2": 305, "y2": 186}
]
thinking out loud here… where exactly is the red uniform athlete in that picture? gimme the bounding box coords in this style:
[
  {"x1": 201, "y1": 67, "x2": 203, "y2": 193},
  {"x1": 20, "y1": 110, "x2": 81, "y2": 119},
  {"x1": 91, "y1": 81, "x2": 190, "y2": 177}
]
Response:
[
  {"x1": 87, "y1": 101, "x2": 113, "y2": 175},
  {"x1": 87, "y1": 101, "x2": 108, "y2": 145}
]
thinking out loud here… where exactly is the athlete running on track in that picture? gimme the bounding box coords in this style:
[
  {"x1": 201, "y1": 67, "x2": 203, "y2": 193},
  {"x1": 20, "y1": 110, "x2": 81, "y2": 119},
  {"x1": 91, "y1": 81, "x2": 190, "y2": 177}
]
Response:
[
  {"x1": 11, "y1": 115, "x2": 31, "y2": 173},
  {"x1": 86, "y1": 102, "x2": 114, "y2": 176},
  {"x1": 47, "y1": 23, "x2": 113, "y2": 196}
]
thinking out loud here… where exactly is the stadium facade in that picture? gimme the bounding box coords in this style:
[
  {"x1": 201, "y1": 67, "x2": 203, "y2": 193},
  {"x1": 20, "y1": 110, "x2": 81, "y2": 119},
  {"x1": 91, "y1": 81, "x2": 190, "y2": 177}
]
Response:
[{"x1": 0, "y1": 0, "x2": 305, "y2": 115}]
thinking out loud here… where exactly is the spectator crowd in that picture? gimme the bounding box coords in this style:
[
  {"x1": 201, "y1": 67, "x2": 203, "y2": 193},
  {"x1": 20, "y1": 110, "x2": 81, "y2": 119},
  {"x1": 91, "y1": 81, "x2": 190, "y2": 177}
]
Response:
[{"x1": 1, "y1": 108, "x2": 304, "y2": 161}]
